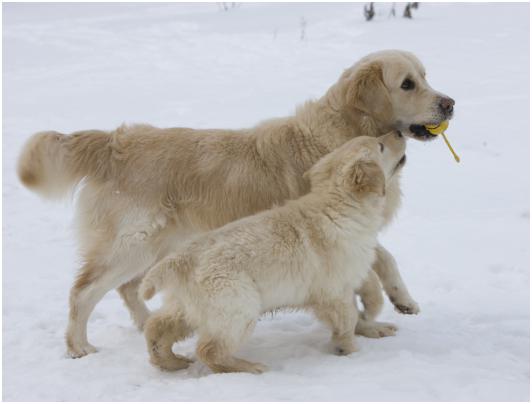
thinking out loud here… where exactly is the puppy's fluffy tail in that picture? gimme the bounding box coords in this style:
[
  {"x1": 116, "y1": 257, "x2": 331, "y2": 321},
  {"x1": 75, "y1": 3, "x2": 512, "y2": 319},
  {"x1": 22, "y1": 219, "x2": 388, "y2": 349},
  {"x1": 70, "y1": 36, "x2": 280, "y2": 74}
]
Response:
[
  {"x1": 140, "y1": 255, "x2": 191, "y2": 300},
  {"x1": 17, "y1": 129, "x2": 112, "y2": 199}
]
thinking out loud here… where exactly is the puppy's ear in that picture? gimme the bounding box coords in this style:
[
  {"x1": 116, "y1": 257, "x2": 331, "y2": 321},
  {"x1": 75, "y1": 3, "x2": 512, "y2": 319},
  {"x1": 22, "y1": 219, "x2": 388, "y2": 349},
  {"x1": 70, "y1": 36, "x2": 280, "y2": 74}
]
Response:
[
  {"x1": 349, "y1": 161, "x2": 385, "y2": 197},
  {"x1": 346, "y1": 62, "x2": 393, "y2": 122}
]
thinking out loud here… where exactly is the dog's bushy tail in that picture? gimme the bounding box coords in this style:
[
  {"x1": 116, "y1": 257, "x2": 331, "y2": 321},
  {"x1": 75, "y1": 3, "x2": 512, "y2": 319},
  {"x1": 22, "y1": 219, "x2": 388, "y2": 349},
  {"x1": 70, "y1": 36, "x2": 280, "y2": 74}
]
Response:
[
  {"x1": 140, "y1": 254, "x2": 191, "y2": 300},
  {"x1": 17, "y1": 129, "x2": 113, "y2": 199}
]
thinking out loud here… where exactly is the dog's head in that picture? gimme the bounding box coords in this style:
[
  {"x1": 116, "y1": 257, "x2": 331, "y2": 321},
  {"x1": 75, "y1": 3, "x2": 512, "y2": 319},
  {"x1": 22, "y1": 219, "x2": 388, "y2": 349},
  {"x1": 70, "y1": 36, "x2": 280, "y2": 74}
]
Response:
[
  {"x1": 305, "y1": 131, "x2": 406, "y2": 199},
  {"x1": 328, "y1": 49, "x2": 454, "y2": 141}
]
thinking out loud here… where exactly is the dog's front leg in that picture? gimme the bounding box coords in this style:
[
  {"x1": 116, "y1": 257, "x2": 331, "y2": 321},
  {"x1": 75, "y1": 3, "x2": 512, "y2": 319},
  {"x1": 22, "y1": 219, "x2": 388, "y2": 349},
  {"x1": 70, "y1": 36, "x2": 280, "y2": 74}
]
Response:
[
  {"x1": 355, "y1": 272, "x2": 397, "y2": 338},
  {"x1": 373, "y1": 243, "x2": 420, "y2": 315},
  {"x1": 357, "y1": 269, "x2": 384, "y2": 320},
  {"x1": 314, "y1": 293, "x2": 359, "y2": 355}
]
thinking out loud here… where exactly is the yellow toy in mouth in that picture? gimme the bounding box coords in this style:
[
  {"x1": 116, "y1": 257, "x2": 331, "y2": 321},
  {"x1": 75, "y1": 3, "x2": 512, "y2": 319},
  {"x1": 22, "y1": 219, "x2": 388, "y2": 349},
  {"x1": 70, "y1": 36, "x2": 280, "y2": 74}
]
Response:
[{"x1": 425, "y1": 121, "x2": 460, "y2": 163}]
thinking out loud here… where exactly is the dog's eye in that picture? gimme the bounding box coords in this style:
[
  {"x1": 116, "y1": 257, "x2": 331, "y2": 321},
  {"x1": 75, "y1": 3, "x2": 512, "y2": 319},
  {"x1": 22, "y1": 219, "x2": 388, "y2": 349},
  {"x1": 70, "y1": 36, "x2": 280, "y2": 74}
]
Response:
[
  {"x1": 379, "y1": 143, "x2": 384, "y2": 153},
  {"x1": 401, "y1": 79, "x2": 415, "y2": 90}
]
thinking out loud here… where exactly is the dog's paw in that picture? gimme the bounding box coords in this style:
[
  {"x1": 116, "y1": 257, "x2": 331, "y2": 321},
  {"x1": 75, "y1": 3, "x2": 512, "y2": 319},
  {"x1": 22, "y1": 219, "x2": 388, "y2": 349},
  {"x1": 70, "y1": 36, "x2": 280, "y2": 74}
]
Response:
[
  {"x1": 355, "y1": 320, "x2": 397, "y2": 338},
  {"x1": 393, "y1": 300, "x2": 420, "y2": 315},
  {"x1": 211, "y1": 359, "x2": 268, "y2": 374},
  {"x1": 152, "y1": 355, "x2": 193, "y2": 371},
  {"x1": 334, "y1": 345, "x2": 358, "y2": 355},
  {"x1": 66, "y1": 343, "x2": 98, "y2": 359},
  {"x1": 333, "y1": 344, "x2": 359, "y2": 355},
  {"x1": 246, "y1": 362, "x2": 268, "y2": 374},
  {"x1": 333, "y1": 337, "x2": 358, "y2": 355}
]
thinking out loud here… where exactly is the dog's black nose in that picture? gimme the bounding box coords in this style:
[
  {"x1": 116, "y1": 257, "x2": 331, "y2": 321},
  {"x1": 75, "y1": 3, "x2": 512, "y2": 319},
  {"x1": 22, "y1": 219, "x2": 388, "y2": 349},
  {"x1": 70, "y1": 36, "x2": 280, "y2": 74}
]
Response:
[{"x1": 439, "y1": 97, "x2": 455, "y2": 115}]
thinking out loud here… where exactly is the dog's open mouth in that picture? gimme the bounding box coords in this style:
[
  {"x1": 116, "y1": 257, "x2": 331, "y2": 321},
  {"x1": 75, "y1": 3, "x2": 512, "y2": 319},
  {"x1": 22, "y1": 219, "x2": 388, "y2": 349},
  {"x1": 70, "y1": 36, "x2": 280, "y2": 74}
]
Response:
[{"x1": 408, "y1": 124, "x2": 439, "y2": 141}]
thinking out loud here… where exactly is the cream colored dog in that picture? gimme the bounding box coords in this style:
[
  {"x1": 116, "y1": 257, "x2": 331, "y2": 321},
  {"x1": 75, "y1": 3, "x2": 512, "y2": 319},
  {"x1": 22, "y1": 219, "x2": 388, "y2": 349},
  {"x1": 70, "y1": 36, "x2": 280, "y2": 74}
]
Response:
[
  {"x1": 140, "y1": 132, "x2": 407, "y2": 374},
  {"x1": 17, "y1": 49, "x2": 454, "y2": 358}
]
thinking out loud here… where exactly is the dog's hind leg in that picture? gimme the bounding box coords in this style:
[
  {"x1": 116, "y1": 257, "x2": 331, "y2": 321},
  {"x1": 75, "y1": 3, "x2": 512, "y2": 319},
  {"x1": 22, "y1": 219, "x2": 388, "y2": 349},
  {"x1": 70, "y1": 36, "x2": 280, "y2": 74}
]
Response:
[
  {"x1": 196, "y1": 324, "x2": 267, "y2": 375},
  {"x1": 117, "y1": 275, "x2": 150, "y2": 331},
  {"x1": 373, "y1": 244, "x2": 420, "y2": 315},
  {"x1": 66, "y1": 262, "x2": 122, "y2": 358},
  {"x1": 144, "y1": 309, "x2": 194, "y2": 371},
  {"x1": 196, "y1": 282, "x2": 266, "y2": 374},
  {"x1": 66, "y1": 257, "x2": 148, "y2": 358}
]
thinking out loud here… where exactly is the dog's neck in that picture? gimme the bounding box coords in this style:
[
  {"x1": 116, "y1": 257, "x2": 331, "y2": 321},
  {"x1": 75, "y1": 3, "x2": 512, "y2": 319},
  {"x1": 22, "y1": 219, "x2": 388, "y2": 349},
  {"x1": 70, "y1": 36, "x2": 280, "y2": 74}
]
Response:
[
  {"x1": 252, "y1": 93, "x2": 393, "y2": 185},
  {"x1": 290, "y1": 97, "x2": 392, "y2": 168}
]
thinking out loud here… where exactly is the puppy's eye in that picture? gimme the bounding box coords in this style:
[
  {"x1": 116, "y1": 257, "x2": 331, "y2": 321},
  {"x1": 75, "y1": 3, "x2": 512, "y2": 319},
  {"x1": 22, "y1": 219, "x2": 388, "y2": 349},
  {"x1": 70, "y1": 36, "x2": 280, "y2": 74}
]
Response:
[
  {"x1": 379, "y1": 143, "x2": 384, "y2": 153},
  {"x1": 401, "y1": 78, "x2": 415, "y2": 90}
]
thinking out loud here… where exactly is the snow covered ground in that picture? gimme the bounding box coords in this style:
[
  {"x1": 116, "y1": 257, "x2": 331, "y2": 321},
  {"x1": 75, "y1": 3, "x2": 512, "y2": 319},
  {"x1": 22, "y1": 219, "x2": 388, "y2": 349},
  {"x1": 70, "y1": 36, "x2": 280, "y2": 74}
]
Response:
[{"x1": 3, "y1": 2, "x2": 529, "y2": 401}]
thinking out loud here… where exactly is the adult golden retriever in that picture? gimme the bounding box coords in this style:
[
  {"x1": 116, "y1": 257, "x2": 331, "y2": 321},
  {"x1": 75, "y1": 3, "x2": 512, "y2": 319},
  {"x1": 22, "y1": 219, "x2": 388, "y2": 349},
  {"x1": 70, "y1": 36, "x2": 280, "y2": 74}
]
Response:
[
  {"x1": 17, "y1": 49, "x2": 454, "y2": 358},
  {"x1": 140, "y1": 133, "x2": 406, "y2": 374}
]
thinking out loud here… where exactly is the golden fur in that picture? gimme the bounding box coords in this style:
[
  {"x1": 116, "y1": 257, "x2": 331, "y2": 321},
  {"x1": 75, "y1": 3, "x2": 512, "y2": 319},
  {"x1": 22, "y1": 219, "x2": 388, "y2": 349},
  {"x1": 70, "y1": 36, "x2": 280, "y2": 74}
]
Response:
[
  {"x1": 139, "y1": 134, "x2": 406, "y2": 373},
  {"x1": 17, "y1": 50, "x2": 453, "y2": 358}
]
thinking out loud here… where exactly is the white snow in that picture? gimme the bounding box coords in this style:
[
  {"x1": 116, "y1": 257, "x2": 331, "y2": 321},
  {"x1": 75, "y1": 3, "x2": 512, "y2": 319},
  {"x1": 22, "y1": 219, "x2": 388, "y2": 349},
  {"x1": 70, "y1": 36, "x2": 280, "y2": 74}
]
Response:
[{"x1": 3, "y1": 2, "x2": 529, "y2": 401}]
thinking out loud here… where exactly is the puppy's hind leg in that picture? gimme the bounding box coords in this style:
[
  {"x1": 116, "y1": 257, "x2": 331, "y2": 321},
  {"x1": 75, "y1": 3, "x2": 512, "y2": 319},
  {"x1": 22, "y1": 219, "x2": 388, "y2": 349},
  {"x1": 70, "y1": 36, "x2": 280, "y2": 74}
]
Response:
[
  {"x1": 196, "y1": 323, "x2": 267, "y2": 375},
  {"x1": 117, "y1": 275, "x2": 150, "y2": 331},
  {"x1": 196, "y1": 285, "x2": 266, "y2": 374},
  {"x1": 144, "y1": 309, "x2": 194, "y2": 371},
  {"x1": 374, "y1": 244, "x2": 420, "y2": 315}
]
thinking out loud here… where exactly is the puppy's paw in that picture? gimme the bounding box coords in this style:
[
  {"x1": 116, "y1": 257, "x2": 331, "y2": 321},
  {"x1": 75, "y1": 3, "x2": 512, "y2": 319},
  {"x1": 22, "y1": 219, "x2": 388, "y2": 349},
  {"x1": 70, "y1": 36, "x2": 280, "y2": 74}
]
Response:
[
  {"x1": 355, "y1": 320, "x2": 397, "y2": 338},
  {"x1": 393, "y1": 300, "x2": 420, "y2": 315},
  {"x1": 151, "y1": 354, "x2": 193, "y2": 372},
  {"x1": 333, "y1": 337, "x2": 358, "y2": 355},
  {"x1": 334, "y1": 345, "x2": 358, "y2": 355},
  {"x1": 211, "y1": 359, "x2": 268, "y2": 374},
  {"x1": 334, "y1": 346, "x2": 357, "y2": 356}
]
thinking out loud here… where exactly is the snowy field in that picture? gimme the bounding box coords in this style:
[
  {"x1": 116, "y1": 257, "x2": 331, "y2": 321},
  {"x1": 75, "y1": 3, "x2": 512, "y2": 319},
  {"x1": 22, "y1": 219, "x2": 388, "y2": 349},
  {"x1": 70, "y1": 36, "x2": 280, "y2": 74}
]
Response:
[{"x1": 2, "y1": 2, "x2": 530, "y2": 401}]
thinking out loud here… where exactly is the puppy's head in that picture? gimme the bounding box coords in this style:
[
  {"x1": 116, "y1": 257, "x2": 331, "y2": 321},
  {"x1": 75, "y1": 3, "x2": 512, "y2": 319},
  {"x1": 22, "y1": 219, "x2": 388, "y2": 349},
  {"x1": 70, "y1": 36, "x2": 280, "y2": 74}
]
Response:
[
  {"x1": 305, "y1": 131, "x2": 406, "y2": 199},
  {"x1": 328, "y1": 49, "x2": 454, "y2": 141}
]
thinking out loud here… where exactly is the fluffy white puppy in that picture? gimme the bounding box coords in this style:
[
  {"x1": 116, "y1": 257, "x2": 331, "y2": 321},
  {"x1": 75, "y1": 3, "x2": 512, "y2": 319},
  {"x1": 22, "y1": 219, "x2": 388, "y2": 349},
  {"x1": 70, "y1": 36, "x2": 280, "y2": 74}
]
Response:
[{"x1": 140, "y1": 131, "x2": 407, "y2": 374}]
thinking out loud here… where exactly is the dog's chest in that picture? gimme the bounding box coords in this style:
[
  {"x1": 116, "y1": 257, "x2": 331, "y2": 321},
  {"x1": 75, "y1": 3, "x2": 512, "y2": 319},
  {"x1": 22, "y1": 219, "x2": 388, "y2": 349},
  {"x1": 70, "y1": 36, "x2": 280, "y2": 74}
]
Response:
[{"x1": 325, "y1": 236, "x2": 377, "y2": 289}]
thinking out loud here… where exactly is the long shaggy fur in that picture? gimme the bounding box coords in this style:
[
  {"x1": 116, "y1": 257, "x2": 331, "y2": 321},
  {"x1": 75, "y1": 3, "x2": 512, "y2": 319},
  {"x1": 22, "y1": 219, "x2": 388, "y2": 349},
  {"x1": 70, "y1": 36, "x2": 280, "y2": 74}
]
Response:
[{"x1": 17, "y1": 50, "x2": 451, "y2": 357}]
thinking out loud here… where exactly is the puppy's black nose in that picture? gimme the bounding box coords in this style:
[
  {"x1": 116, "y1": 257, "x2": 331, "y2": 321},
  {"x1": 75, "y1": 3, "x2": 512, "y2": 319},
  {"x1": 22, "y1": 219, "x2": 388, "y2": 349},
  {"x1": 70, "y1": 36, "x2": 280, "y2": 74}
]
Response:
[{"x1": 439, "y1": 97, "x2": 455, "y2": 115}]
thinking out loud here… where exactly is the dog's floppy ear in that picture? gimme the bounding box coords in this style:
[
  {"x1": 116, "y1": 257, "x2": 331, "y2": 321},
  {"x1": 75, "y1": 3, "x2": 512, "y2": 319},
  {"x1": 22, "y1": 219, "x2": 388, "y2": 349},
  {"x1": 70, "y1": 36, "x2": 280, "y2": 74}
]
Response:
[
  {"x1": 348, "y1": 160, "x2": 385, "y2": 197},
  {"x1": 346, "y1": 62, "x2": 393, "y2": 122}
]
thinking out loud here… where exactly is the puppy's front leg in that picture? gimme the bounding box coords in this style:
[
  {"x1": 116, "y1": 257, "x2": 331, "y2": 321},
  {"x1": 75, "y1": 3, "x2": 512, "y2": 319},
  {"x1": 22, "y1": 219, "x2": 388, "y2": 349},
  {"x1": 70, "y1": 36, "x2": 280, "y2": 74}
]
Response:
[
  {"x1": 314, "y1": 294, "x2": 358, "y2": 355},
  {"x1": 357, "y1": 269, "x2": 384, "y2": 320},
  {"x1": 373, "y1": 244, "x2": 420, "y2": 315}
]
